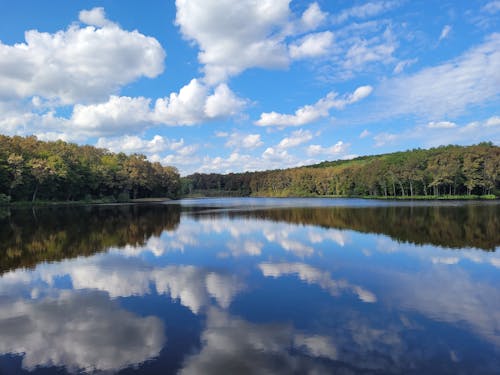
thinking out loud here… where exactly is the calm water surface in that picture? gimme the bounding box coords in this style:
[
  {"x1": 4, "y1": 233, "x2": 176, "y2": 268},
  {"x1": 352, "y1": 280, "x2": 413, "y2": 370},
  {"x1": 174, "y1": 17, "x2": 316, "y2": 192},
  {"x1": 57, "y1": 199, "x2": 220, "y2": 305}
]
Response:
[{"x1": 0, "y1": 198, "x2": 499, "y2": 374}]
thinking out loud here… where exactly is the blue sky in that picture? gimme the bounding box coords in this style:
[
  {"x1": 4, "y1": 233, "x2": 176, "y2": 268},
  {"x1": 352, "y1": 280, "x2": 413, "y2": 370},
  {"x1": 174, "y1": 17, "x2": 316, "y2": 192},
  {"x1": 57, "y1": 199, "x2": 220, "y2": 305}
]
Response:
[{"x1": 0, "y1": 0, "x2": 499, "y2": 175}]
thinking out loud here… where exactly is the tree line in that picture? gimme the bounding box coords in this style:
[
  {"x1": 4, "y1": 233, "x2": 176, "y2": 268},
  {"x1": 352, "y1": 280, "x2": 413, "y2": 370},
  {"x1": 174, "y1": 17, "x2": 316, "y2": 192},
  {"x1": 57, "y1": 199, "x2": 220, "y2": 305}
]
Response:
[
  {"x1": 0, "y1": 135, "x2": 181, "y2": 203},
  {"x1": 183, "y1": 143, "x2": 500, "y2": 198}
]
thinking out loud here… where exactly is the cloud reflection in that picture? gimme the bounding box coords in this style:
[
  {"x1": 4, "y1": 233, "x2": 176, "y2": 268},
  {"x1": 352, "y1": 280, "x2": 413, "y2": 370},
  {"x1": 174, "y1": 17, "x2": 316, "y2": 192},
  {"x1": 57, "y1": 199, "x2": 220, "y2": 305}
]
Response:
[
  {"x1": 179, "y1": 308, "x2": 337, "y2": 375},
  {"x1": 1, "y1": 254, "x2": 245, "y2": 314},
  {"x1": 0, "y1": 291, "x2": 165, "y2": 373},
  {"x1": 259, "y1": 262, "x2": 376, "y2": 303}
]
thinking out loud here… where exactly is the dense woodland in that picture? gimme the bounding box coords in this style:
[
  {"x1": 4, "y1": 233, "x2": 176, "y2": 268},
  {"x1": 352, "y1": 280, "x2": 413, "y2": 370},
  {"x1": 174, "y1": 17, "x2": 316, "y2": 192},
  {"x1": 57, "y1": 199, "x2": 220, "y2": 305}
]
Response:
[
  {"x1": 0, "y1": 135, "x2": 181, "y2": 202},
  {"x1": 183, "y1": 143, "x2": 500, "y2": 198},
  {"x1": 1, "y1": 136, "x2": 498, "y2": 202}
]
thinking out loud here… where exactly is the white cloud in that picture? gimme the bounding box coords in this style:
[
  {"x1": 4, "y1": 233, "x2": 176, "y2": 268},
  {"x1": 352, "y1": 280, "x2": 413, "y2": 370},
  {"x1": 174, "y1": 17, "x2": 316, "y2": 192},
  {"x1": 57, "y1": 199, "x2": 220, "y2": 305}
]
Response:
[
  {"x1": 439, "y1": 25, "x2": 452, "y2": 41},
  {"x1": 204, "y1": 83, "x2": 247, "y2": 118},
  {"x1": 72, "y1": 95, "x2": 152, "y2": 135},
  {"x1": 333, "y1": 1, "x2": 399, "y2": 24},
  {"x1": 300, "y1": 2, "x2": 328, "y2": 31},
  {"x1": 343, "y1": 28, "x2": 397, "y2": 72},
  {"x1": 427, "y1": 121, "x2": 456, "y2": 129},
  {"x1": 372, "y1": 115, "x2": 500, "y2": 147},
  {"x1": 79, "y1": 7, "x2": 114, "y2": 28},
  {"x1": 58, "y1": 80, "x2": 245, "y2": 136},
  {"x1": 0, "y1": 8, "x2": 165, "y2": 104},
  {"x1": 289, "y1": 31, "x2": 334, "y2": 59},
  {"x1": 197, "y1": 150, "x2": 313, "y2": 175},
  {"x1": 255, "y1": 85, "x2": 373, "y2": 127},
  {"x1": 277, "y1": 129, "x2": 313, "y2": 149},
  {"x1": 485, "y1": 116, "x2": 500, "y2": 127},
  {"x1": 153, "y1": 79, "x2": 246, "y2": 125},
  {"x1": 376, "y1": 33, "x2": 500, "y2": 119},
  {"x1": 482, "y1": 1, "x2": 500, "y2": 14},
  {"x1": 262, "y1": 147, "x2": 293, "y2": 162},
  {"x1": 225, "y1": 133, "x2": 264, "y2": 150},
  {"x1": 96, "y1": 134, "x2": 184, "y2": 155},
  {"x1": 198, "y1": 152, "x2": 257, "y2": 174},
  {"x1": 393, "y1": 58, "x2": 417, "y2": 74},
  {"x1": 175, "y1": 0, "x2": 291, "y2": 84},
  {"x1": 307, "y1": 141, "x2": 350, "y2": 156},
  {"x1": 373, "y1": 132, "x2": 399, "y2": 147},
  {"x1": 360, "y1": 129, "x2": 371, "y2": 138}
]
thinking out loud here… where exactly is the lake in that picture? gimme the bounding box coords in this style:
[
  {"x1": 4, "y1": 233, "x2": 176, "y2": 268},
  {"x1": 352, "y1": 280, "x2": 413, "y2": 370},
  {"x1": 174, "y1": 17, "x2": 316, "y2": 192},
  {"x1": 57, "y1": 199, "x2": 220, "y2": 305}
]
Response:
[{"x1": 0, "y1": 198, "x2": 499, "y2": 374}]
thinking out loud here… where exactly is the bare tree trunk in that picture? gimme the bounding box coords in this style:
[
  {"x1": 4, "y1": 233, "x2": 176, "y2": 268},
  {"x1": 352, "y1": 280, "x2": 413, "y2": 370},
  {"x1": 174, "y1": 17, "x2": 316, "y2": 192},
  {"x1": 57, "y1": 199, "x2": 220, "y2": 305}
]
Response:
[{"x1": 398, "y1": 181, "x2": 406, "y2": 196}]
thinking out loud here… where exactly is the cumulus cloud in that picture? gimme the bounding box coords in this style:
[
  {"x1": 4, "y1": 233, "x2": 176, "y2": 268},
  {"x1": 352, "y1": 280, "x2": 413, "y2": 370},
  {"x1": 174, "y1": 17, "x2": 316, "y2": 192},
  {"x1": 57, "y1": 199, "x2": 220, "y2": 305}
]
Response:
[
  {"x1": 79, "y1": 7, "x2": 114, "y2": 28},
  {"x1": 255, "y1": 86, "x2": 373, "y2": 127},
  {"x1": 225, "y1": 133, "x2": 264, "y2": 150},
  {"x1": 277, "y1": 129, "x2": 313, "y2": 149},
  {"x1": 72, "y1": 95, "x2": 152, "y2": 135},
  {"x1": 175, "y1": 0, "x2": 333, "y2": 83},
  {"x1": 0, "y1": 291, "x2": 165, "y2": 373},
  {"x1": 29, "y1": 79, "x2": 247, "y2": 138},
  {"x1": 153, "y1": 79, "x2": 246, "y2": 125},
  {"x1": 96, "y1": 134, "x2": 184, "y2": 155},
  {"x1": 197, "y1": 151, "x2": 307, "y2": 175},
  {"x1": 0, "y1": 8, "x2": 165, "y2": 104},
  {"x1": 376, "y1": 33, "x2": 500, "y2": 119},
  {"x1": 485, "y1": 116, "x2": 500, "y2": 127},
  {"x1": 342, "y1": 28, "x2": 397, "y2": 72},
  {"x1": 289, "y1": 31, "x2": 334, "y2": 59},
  {"x1": 300, "y1": 2, "x2": 328, "y2": 31},
  {"x1": 175, "y1": 0, "x2": 291, "y2": 84},
  {"x1": 306, "y1": 141, "x2": 350, "y2": 156}
]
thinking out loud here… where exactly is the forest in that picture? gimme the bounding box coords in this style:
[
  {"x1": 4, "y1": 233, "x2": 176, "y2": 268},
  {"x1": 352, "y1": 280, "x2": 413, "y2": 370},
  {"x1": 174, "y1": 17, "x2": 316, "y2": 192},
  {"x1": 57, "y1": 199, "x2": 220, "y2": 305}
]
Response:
[
  {"x1": 0, "y1": 135, "x2": 181, "y2": 203},
  {"x1": 183, "y1": 143, "x2": 500, "y2": 198},
  {"x1": 1, "y1": 137, "x2": 498, "y2": 202}
]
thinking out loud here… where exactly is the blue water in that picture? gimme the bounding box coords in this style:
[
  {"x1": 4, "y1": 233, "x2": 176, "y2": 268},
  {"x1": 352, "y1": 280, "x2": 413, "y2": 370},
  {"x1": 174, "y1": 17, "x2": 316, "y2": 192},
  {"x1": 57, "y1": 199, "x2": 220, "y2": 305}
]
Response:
[{"x1": 0, "y1": 198, "x2": 499, "y2": 374}]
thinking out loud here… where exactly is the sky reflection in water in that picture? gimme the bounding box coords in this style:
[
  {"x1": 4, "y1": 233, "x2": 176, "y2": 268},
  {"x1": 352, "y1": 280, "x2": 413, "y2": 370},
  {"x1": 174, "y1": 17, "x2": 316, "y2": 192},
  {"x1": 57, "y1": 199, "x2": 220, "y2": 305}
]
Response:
[{"x1": 0, "y1": 199, "x2": 499, "y2": 374}]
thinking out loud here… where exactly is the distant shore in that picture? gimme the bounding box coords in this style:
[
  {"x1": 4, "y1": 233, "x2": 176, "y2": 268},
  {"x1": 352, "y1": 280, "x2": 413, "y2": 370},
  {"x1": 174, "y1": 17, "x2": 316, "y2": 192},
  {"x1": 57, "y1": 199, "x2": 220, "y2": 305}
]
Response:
[
  {"x1": 1, "y1": 197, "x2": 172, "y2": 207},
  {"x1": 181, "y1": 193, "x2": 498, "y2": 200}
]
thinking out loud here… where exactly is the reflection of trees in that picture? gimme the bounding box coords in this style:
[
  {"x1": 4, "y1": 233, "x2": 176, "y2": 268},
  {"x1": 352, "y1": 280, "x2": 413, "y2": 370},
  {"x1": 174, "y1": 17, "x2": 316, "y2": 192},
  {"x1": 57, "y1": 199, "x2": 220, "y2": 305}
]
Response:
[
  {"x1": 188, "y1": 204, "x2": 500, "y2": 251},
  {"x1": 0, "y1": 204, "x2": 180, "y2": 274}
]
